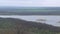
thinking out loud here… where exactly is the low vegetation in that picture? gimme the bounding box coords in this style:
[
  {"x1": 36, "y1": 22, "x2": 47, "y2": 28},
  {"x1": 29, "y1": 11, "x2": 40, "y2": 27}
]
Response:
[{"x1": 0, "y1": 18, "x2": 60, "y2": 34}]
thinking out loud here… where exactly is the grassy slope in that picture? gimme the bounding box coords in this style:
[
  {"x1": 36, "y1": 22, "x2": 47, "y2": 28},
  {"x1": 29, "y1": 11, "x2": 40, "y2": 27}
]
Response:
[{"x1": 0, "y1": 18, "x2": 60, "y2": 34}]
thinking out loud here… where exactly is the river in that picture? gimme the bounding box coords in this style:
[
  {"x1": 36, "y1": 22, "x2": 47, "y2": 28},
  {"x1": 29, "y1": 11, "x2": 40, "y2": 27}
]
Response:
[{"x1": 0, "y1": 15, "x2": 60, "y2": 27}]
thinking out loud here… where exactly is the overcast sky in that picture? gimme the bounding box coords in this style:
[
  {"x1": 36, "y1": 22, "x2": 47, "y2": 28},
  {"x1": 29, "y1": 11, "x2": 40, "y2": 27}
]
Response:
[{"x1": 0, "y1": 0, "x2": 59, "y2": 7}]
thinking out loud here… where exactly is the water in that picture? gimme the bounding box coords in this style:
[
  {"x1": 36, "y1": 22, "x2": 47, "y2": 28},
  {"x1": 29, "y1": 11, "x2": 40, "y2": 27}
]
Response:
[{"x1": 0, "y1": 15, "x2": 60, "y2": 27}]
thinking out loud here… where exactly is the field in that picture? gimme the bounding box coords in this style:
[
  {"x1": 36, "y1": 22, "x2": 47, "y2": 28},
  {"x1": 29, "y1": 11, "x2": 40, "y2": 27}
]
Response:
[{"x1": 0, "y1": 7, "x2": 60, "y2": 15}]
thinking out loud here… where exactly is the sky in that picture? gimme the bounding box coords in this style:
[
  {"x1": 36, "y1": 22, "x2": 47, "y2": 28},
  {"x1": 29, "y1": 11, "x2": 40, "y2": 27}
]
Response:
[{"x1": 0, "y1": 0, "x2": 59, "y2": 7}]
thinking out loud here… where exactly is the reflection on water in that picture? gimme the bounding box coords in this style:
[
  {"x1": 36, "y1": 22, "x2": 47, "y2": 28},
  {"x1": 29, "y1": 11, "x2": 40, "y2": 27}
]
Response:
[{"x1": 0, "y1": 15, "x2": 60, "y2": 27}]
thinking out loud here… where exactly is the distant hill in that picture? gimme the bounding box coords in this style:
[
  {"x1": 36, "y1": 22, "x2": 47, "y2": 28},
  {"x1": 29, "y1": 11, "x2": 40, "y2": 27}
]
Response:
[
  {"x1": 0, "y1": 7, "x2": 60, "y2": 15},
  {"x1": 0, "y1": 18, "x2": 60, "y2": 34}
]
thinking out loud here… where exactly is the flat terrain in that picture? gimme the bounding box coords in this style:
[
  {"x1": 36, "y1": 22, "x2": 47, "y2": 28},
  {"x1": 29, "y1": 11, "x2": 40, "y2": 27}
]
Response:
[{"x1": 0, "y1": 7, "x2": 60, "y2": 15}]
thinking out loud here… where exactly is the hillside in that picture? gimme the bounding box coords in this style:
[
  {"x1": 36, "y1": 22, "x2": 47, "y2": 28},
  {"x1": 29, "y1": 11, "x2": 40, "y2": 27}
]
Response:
[{"x1": 0, "y1": 18, "x2": 60, "y2": 34}]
